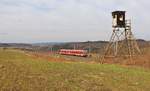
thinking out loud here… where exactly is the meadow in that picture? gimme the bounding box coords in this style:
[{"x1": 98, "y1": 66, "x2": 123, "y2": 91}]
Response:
[{"x1": 0, "y1": 48, "x2": 150, "y2": 91}]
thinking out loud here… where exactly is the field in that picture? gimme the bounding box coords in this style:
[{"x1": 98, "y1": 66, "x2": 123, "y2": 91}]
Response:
[{"x1": 0, "y1": 48, "x2": 150, "y2": 91}]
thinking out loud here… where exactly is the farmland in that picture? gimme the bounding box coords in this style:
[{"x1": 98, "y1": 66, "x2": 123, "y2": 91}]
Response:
[{"x1": 0, "y1": 48, "x2": 150, "y2": 91}]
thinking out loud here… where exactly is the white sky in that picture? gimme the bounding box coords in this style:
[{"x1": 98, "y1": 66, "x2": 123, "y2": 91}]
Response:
[{"x1": 0, "y1": 0, "x2": 149, "y2": 43}]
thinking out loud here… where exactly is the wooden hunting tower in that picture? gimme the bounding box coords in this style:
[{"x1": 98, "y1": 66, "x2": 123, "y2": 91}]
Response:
[{"x1": 104, "y1": 11, "x2": 141, "y2": 58}]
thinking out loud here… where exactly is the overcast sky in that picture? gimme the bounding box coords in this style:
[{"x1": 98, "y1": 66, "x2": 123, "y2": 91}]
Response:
[{"x1": 0, "y1": 0, "x2": 149, "y2": 43}]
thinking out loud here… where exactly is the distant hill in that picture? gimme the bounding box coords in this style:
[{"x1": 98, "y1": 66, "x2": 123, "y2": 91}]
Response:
[
  {"x1": 135, "y1": 39, "x2": 150, "y2": 48},
  {"x1": 52, "y1": 39, "x2": 150, "y2": 53},
  {"x1": 52, "y1": 41, "x2": 108, "y2": 53},
  {"x1": 32, "y1": 42, "x2": 63, "y2": 46},
  {"x1": 0, "y1": 43, "x2": 32, "y2": 48},
  {"x1": 0, "y1": 39, "x2": 149, "y2": 53}
]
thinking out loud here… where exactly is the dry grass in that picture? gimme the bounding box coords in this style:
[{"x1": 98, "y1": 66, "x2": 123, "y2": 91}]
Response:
[
  {"x1": 99, "y1": 47, "x2": 150, "y2": 69},
  {"x1": 0, "y1": 48, "x2": 150, "y2": 91}
]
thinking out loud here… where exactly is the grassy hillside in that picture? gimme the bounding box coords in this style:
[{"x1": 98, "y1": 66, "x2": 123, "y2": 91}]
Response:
[{"x1": 0, "y1": 49, "x2": 150, "y2": 91}]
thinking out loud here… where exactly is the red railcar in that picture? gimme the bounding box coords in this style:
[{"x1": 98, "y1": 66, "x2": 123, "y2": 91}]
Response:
[{"x1": 59, "y1": 49, "x2": 88, "y2": 57}]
